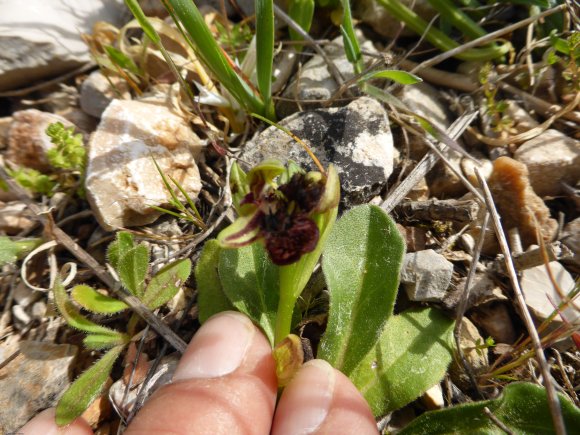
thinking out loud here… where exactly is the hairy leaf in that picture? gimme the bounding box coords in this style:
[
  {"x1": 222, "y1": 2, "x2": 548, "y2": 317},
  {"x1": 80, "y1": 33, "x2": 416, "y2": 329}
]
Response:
[
  {"x1": 107, "y1": 231, "x2": 135, "y2": 270},
  {"x1": 53, "y1": 280, "x2": 124, "y2": 336},
  {"x1": 71, "y1": 285, "x2": 128, "y2": 314},
  {"x1": 318, "y1": 205, "x2": 405, "y2": 375},
  {"x1": 196, "y1": 240, "x2": 234, "y2": 323},
  {"x1": 56, "y1": 345, "x2": 124, "y2": 426},
  {"x1": 117, "y1": 245, "x2": 149, "y2": 297},
  {"x1": 219, "y1": 243, "x2": 278, "y2": 344},
  {"x1": 352, "y1": 308, "x2": 454, "y2": 416},
  {"x1": 83, "y1": 332, "x2": 130, "y2": 350},
  {"x1": 399, "y1": 382, "x2": 580, "y2": 434},
  {"x1": 143, "y1": 258, "x2": 191, "y2": 310}
]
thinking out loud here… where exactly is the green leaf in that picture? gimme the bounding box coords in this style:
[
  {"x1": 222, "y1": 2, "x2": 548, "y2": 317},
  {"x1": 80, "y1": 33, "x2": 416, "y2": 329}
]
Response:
[
  {"x1": 352, "y1": 308, "x2": 454, "y2": 416},
  {"x1": 219, "y1": 243, "x2": 279, "y2": 344},
  {"x1": 163, "y1": 0, "x2": 265, "y2": 115},
  {"x1": 288, "y1": 0, "x2": 315, "y2": 43},
  {"x1": 318, "y1": 205, "x2": 405, "y2": 375},
  {"x1": 53, "y1": 279, "x2": 125, "y2": 336},
  {"x1": 196, "y1": 240, "x2": 234, "y2": 323},
  {"x1": 255, "y1": 0, "x2": 274, "y2": 114},
  {"x1": 142, "y1": 258, "x2": 191, "y2": 310},
  {"x1": 360, "y1": 69, "x2": 423, "y2": 85},
  {"x1": 56, "y1": 345, "x2": 124, "y2": 426},
  {"x1": 7, "y1": 167, "x2": 56, "y2": 195},
  {"x1": 71, "y1": 285, "x2": 129, "y2": 314},
  {"x1": 83, "y1": 332, "x2": 130, "y2": 350},
  {"x1": 107, "y1": 231, "x2": 135, "y2": 270},
  {"x1": 0, "y1": 237, "x2": 42, "y2": 267},
  {"x1": 340, "y1": 0, "x2": 362, "y2": 73},
  {"x1": 399, "y1": 382, "x2": 580, "y2": 434},
  {"x1": 117, "y1": 245, "x2": 149, "y2": 297},
  {"x1": 104, "y1": 45, "x2": 143, "y2": 76}
]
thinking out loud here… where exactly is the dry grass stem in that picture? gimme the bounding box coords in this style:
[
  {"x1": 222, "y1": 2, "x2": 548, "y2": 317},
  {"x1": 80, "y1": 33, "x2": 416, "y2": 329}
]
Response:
[{"x1": 475, "y1": 168, "x2": 567, "y2": 435}]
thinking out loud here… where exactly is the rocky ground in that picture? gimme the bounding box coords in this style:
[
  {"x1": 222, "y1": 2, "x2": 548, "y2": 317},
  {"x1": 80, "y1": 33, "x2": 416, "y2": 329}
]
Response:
[{"x1": 0, "y1": 0, "x2": 579, "y2": 433}]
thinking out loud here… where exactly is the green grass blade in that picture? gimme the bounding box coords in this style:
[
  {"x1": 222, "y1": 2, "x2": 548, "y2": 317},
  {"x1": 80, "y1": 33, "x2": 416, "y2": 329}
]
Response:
[
  {"x1": 255, "y1": 0, "x2": 275, "y2": 118},
  {"x1": 340, "y1": 0, "x2": 363, "y2": 74},
  {"x1": 164, "y1": 0, "x2": 265, "y2": 115}
]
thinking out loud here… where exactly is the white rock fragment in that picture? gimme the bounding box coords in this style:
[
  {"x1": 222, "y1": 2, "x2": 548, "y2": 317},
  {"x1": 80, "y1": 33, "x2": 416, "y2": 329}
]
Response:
[
  {"x1": 80, "y1": 70, "x2": 131, "y2": 118},
  {"x1": 0, "y1": 0, "x2": 127, "y2": 91},
  {"x1": 242, "y1": 97, "x2": 394, "y2": 206},
  {"x1": 514, "y1": 129, "x2": 580, "y2": 196},
  {"x1": 85, "y1": 100, "x2": 203, "y2": 231},
  {"x1": 520, "y1": 261, "x2": 578, "y2": 326},
  {"x1": 421, "y1": 383, "x2": 445, "y2": 410},
  {"x1": 400, "y1": 250, "x2": 454, "y2": 302}
]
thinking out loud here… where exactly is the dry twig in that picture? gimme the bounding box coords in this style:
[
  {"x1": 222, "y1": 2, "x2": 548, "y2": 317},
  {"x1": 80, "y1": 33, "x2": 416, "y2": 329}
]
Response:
[{"x1": 475, "y1": 168, "x2": 567, "y2": 435}]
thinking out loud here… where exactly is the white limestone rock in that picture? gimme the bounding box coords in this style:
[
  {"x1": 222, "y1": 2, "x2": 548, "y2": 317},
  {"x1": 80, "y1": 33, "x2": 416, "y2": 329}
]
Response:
[
  {"x1": 241, "y1": 97, "x2": 394, "y2": 207},
  {"x1": 0, "y1": 0, "x2": 127, "y2": 92},
  {"x1": 85, "y1": 100, "x2": 203, "y2": 231},
  {"x1": 514, "y1": 129, "x2": 580, "y2": 196},
  {"x1": 520, "y1": 261, "x2": 578, "y2": 326},
  {"x1": 80, "y1": 70, "x2": 131, "y2": 118}
]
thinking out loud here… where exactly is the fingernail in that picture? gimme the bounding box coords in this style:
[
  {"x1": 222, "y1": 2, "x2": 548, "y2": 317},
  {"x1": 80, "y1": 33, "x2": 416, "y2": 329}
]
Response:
[
  {"x1": 173, "y1": 311, "x2": 255, "y2": 380},
  {"x1": 279, "y1": 359, "x2": 335, "y2": 434}
]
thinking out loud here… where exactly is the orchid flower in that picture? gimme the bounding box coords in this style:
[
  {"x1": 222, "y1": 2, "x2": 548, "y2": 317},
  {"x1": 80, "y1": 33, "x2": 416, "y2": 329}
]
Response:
[{"x1": 218, "y1": 159, "x2": 340, "y2": 343}]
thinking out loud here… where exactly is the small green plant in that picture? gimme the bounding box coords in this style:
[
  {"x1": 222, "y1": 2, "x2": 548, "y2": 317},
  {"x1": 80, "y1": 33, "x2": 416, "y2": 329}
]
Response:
[
  {"x1": 53, "y1": 232, "x2": 192, "y2": 425},
  {"x1": 7, "y1": 122, "x2": 86, "y2": 197},
  {"x1": 149, "y1": 157, "x2": 206, "y2": 229},
  {"x1": 196, "y1": 158, "x2": 456, "y2": 416},
  {"x1": 0, "y1": 236, "x2": 42, "y2": 267},
  {"x1": 45, "y1": 122, "x2": 86, "y2": 173},
  {"x1": 479, "y1": 63, "x2": 516, "y2": 136}
]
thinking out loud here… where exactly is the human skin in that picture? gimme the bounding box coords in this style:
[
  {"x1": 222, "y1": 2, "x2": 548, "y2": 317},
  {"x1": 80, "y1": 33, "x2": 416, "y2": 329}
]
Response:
[{"x1": 21, "y1": 311, "x2": 378, "y2": 435}]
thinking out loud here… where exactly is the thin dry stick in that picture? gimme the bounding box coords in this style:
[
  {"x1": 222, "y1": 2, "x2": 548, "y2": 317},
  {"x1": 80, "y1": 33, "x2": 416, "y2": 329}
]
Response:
[
  {"x1": 475, "y1": 168, "x2": 567, "y2": 435},
  {"x1": 0, "y1": 166, "x2": 188, "y2": 354},
  {"x1": 483, "y1": 407, "x2": 515, "y2": 434},
  {"x1": 454, "y1": 211, "x2": 490, "y2": 399},
  {"x1": 381, "y1": 110, "x2": 478, "y2": 213},
  {"x1": 410, "y1": 4, "x2": 567, "y2": 74}
]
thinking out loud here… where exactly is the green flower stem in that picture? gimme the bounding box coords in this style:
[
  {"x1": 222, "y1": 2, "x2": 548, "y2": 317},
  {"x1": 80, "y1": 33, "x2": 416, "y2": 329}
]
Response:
[
  {"x1": 376, "y1": 0, "x2": 510, "y2": 61},
  {"x1": 274, "y1": 207, "x2": 338, "y2": 344},
  {"x1": 275, "y1": 280, "x2": 297, "y2": 344}
]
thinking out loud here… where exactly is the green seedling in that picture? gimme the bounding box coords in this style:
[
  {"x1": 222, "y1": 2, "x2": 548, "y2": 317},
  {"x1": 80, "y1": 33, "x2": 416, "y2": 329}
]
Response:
[{"x1": 53, "y1": 232, "x2": 191, "y2": 425}]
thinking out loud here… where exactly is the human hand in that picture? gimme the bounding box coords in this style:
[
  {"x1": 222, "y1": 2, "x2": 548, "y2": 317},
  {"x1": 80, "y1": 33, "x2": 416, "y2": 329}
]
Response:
[{"x1": 21, "y1": 311, "x2": 378, "y2": 434}]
